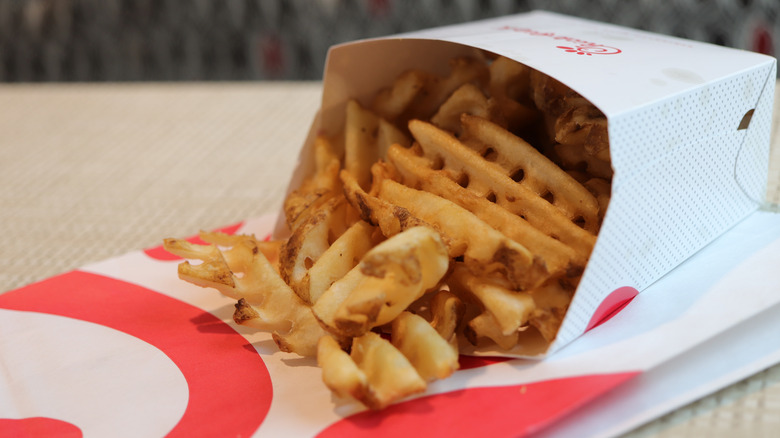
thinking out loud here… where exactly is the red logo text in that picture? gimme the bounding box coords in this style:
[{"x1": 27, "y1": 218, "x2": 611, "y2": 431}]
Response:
[{"x1": 498, "y1": 25, "x2": 622, "y2": 56}]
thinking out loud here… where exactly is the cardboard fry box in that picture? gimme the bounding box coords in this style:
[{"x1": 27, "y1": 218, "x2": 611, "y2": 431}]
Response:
[{"x1": 284, "y1": 10, "x2": 777, "y2": 357}]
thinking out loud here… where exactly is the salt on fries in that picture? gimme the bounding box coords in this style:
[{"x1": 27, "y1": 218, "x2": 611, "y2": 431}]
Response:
[{"x1": 164, "y1": 54, "x2": 612, "y2": 410}]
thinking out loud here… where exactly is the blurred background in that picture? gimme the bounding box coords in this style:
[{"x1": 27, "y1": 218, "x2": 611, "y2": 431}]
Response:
[{"x1": 0, "y1": 0, "x2": 777, "y2": 82}]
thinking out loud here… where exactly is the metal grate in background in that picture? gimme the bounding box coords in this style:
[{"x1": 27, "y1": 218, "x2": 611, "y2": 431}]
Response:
[{"x1": 0, "y1": 0, "x2": 778, "y2": 82}]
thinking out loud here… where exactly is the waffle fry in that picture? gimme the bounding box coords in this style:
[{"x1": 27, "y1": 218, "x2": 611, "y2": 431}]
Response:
[
  {"x1": 489, "y1": 55, "x2": 531, "y2": 102},
  {"x1": 163, "y1": 234, "x2": 330, "y2": 357},
  {"x1": 340, "y1": 167, "x2": 435, "y2": 240},
  {"x1": 312, "y1": 226, "x2": 449, "y2": 337},
  {"x1": 372, "y1": 70, "x2": 428, "y2": 121},
  {"x1": 429, "y1": 290, "x2": 465, "y2": 348},
  {"x1": 372, "y1": 57, "x2": 489, "y2": 125},
  {"x1": 392, "y1": 311, "x2": 459, "y2": 381},
  {"x1": 405, "y1": 57, "x2": 489, "y2": 122},
  {"x1": 584, "y1": 178, "x2": 613, "y2": 222},
  {"x1": 345, "y1": 100, "x2": 382, "y2": 190},
  {"x1": 320, "y1": 331, "x2": 426, "y2": 410},
  {"x1": 459, "y1": 114, "x2": 601, "y2": 233},
  {"x1": 164, "y1": 53, "x2": 614, "y2": 411},
  {"x1": 318, "y1": 307, "x2": 462, "y2": 410},
  {"x1": 555, "y1": 142, "x2": 614, "y2": 181},
  {"x1": 448, "y1": 264, "x2": 530, "y2": 350},
  {"x1": 449, "y1": 264, "x2": 535, "y2": 336},
  {"x1": 342, "y1": 159, "x2": 551, "y2": 289},
  {"x1": 279, "y1": 196, "x2": 351, "y2": 303},
  {"x1": 527, "y1": 279, "x2": 576, "y2": 343},
  {"x1": 317, "y1": 335, "x2": 368, "y2": 400},
  {"x1": 488, "y1": 56, "x2": 539, "y2": 133},
  {"x1": 375, "y1": 178, "x2": 550, "y2": 290},
  {"x1": 304, "y1": 220, "x2": 378, "y2": 305},
  {"x1": 283, "y1": 136, "x2": 342, "y2": 231},
  {"x1": 555, "y1": 105, "x2": 610, "y2": 160},
  {"x1": 431, "y1": 83, "x2": 498, "y2": 135},
  {"x1": 529, "y1": 68, "x2": 614, "y2": 182},
  {"x1": 407, "y1": 118, "x2": 597, "y2": 265},
  {"x1": 386, "y1": 144, "x2": 578, "y2": 276}
]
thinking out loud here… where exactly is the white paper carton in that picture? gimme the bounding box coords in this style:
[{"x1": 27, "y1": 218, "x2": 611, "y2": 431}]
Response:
[{"x1": 283, "y1": 11, "x2": 777, "y2": 356}]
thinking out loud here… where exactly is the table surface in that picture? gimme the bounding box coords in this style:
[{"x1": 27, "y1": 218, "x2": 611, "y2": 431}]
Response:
[{"x1": 1, "y1": 81, "x2": 779, "y2": 437}]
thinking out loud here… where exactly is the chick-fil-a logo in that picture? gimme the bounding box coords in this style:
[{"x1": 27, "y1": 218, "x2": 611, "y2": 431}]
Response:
[{"x1": 498, "y1": 25, "x2": 623, "y2": 55}]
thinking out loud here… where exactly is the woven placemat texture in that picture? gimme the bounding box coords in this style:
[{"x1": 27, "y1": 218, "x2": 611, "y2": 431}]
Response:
[
  {"x1": 0, "y1": 82, "x2": 320, "y2": 291},
  {"x1": 1, "y1": 82, "x2": 778, "y2": 437}
]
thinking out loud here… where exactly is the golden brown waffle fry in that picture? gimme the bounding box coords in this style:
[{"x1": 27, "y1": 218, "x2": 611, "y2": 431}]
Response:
[
  {"x1": 555, "y1": 105, "x2": 610, "y2": 159},
  {"x1": 343, "y1": 331, "x2": 428, "y2": 410},
  {"x1": 530, "y1": 69, "x2": 582, "y2": 118},
  {"x1": 318, "y1": 308, "x2": 460, "y2": 409},
  {"x1": 375, "y1": 178, "x2": 550, "y2": 290},
  {"x1": 345, "y1": 100, "x2": 381, "y2": 190},
  {"x1": 279, "y1": 196, "x2": 351, "y2": 303},
  {"x1": 405, "y1": 57, "x2": 489, "y2": 122},
  {"x1": 374, "y1": 57, "x2": 490, "y2": 126},
  {"x1": 488, "y1": 56, "x2": 539, "y2": 134},
  {"x1": 283, "y1": 136, "x2": 342, "y2": 231},
  {"x1": 429, "y1": 289, "x2": 465, "y2": 348},
  {"x1": 584, "y1": 178, "x2": 612, "y2": 222},
  {"x1": 304, "y1": 220, "x2": 378, "y2": 305},
  {"x1": 408, "y1": 119, "x2": 597, "y2": 265},
  {"x1": 317, "y1": 335, "x2": 368, "y2": 400},
  {"x1": 312, "y1": 226, "x2": 449, "y2": 337},
  {"x1": 372, "y1": 69, "x2": 429, "y2": 121},
  {"x1": 333, "y1": 226, "x2": 449, "y2": 335},
  {"x1": 344, "y1": 99, "x2": 412, "y2": 192},
  {"x1": 163, "y1": 235, "x2": 329, "y2": 356},
  {"x1": 233, "y1": 297, "x2": 332, "y2": 357},
  {"x1": 392, "y1": 311, "x2": 459, "y2": 381},
  {"x1": 459, "y1": 114, "x2": 601, "y2": 233},
  {"x1": 449, "y1": 264, "x2": 535, "y2": 336},
  {"x1": 377, "y1": 118, "x2": 411, "y2": 158},
  {"x1": 555, "y1": 142, "x2": 614, "y2": 181},
  {"x1": 386, "y1": 143, "x2": 578, "y2": 276},
  {"x1": 466, "y1": 311, "x2": 522, "y2": 350},
  {"x1": 448, "y1": 264, "x2": 533, "y2": 350},
  {"x1": 527, "y1": 280, "x2": 575, "y2": 342},
  {"x1": 489, "y1": 56, "x2": 531, "y2": 102},
  {"x1": 529, "y1": 67, "x2": 613, "y2": 183},
  {"x1": 340, "y1": 168, "x2": 434, "y2": 240},
  {"x1": 430, "y1": 83, "x2": 498, "y2": 134}
]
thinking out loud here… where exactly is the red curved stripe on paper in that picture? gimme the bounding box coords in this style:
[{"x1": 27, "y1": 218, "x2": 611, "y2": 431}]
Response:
[
  {"x1": 585, "y1": 286, "x2": 639, "y2": 332},
  {"x1": 0, "y1": 417, "x2": 82, "y2": 438},
  {"x1": 0, "y1": 271, "x2": 272, "y2": 438},
  {"x1": 317, "y1": 372, "x2": 639, "y2": 438},
  {"x1": 143, "y1": 222, "x2": 245, "y2": 261}
]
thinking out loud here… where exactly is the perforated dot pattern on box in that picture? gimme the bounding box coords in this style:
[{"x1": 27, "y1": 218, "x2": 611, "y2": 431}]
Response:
[{"x1": 552, "y1": 62, "x2": 777, "y2": 351}]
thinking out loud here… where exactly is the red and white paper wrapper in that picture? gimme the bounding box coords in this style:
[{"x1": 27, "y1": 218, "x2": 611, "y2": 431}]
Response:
[
  {"x1": 1, "y1": 11, "x2": 779, "y2": 438},
  {"x1": 3, "y1": 212, "x2": 780, "y2": 437}
]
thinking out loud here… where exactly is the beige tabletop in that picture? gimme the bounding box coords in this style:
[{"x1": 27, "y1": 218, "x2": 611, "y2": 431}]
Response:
[{"x1": 1, "y1": 82, "x2": 779, "y2": 437}]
